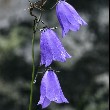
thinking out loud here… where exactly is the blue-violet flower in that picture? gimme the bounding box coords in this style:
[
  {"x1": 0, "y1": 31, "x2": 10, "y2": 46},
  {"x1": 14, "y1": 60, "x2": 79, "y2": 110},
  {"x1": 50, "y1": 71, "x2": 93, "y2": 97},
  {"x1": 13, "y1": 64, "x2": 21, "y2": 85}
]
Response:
[
  {"x1": 40, "y1": 28, "x2": 71, "y2": 67},
  {"x1": 56, "y1": 0, "x2": 87, "y2": 37},
  {"x1": 38, "y1": 70, "x2": 69, "y2": 108}
]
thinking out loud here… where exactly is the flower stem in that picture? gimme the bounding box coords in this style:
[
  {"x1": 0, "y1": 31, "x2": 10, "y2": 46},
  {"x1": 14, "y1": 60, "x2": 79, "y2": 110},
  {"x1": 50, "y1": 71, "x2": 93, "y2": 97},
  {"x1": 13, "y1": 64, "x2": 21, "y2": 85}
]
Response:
[
  {"x1": 28, "y1": 13, "x2": 42, "y2": 110},
  {"x1": 28, "y1": 18, "x2": 36, "y2": 110}
]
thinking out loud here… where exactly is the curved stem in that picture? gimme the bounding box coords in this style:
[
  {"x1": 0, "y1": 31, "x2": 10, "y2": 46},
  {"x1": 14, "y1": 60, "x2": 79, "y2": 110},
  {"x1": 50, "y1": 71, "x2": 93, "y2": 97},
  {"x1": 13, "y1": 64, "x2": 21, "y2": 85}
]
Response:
[
  {"x1": 28, "y1": 18, "x2": 36, "y2": 110},
  {"x1": 28, "y1": 13, "x2": 43, "y2": 110}
]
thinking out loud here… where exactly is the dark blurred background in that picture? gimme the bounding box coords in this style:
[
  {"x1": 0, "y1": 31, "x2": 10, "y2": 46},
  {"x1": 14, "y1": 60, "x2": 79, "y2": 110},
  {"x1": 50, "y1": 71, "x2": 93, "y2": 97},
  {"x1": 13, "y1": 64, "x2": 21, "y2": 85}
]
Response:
[{"x1": 0, "y1": 0, "x2": 109, "y2": 110}]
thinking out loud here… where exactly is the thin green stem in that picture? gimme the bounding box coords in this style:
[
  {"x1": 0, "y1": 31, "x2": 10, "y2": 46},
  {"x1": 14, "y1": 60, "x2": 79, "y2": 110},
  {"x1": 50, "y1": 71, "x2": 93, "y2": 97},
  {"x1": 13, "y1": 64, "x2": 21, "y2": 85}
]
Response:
[
  {"x1": 28, "y1": 13, "x2": 43, "y2": 110},
  {"x1": 28, "y1": 19, "x2": 36, "y2": 110}
]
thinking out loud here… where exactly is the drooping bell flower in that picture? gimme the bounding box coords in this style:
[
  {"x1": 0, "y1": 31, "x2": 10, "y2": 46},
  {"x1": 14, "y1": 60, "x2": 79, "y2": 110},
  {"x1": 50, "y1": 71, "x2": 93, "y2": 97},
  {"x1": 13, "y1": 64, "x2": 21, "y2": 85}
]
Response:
[
  {"x1": 38, "y1": 70, "x2": 69, "y2": 108},
  {"x1": 40, "y1": 28, "x2": 71, "y2": 67},
  {"x1": 56, "y1": 0, "x2": 87, "y2": 37}
]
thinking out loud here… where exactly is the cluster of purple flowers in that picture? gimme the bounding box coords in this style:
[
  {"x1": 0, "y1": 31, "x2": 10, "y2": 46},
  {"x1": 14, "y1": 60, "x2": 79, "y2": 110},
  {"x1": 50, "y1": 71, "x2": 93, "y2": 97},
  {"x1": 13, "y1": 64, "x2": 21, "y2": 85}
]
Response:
[{"x1": 38, "y1": 0, "x2": 87, "y2": 108}]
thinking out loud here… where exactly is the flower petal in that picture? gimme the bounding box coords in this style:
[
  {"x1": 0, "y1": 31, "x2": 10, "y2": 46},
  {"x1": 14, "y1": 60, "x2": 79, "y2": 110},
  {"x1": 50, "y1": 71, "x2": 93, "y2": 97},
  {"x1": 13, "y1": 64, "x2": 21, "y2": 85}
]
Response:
[
  {"x1": 47, "y1": 29, "x2": 71, "y2": 61},
  {"x1": 56, "y1": 3, "x2": 70, "y2": 36},
  {"x1": 44, "y1": 70, "x2": 69, "y2": 103},
  {"x1": 38, "y1": 70, "x2": 69, "y2": 108},
  {"x1": 42, "y1": 97, "x2": 51, "y2": 109},
  {"x1": 40, "y1": 28, "x2": 71, "y2": 67},
  {"x1": 56, "y1": 0, "x2": 87, "y2": 37},
  {"x1": 63, "y1": 1, "x2": 87, "y2": 25},
  {"x1": 40, "y1": 29, "x2": 53, "y2": 66}
]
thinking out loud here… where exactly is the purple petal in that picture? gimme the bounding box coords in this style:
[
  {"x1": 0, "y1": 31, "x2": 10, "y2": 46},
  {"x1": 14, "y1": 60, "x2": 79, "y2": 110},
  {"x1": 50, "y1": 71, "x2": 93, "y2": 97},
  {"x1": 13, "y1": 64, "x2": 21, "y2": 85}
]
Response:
[
  {"x1": 38, "y1": 70, "x2": 69, "y2": 108},
  {"x1": 40, "y1": 28, "x2": 71, "y2": 67},
  {"x1": 40, "y1": 29, "x2": 53, "y2": 66},
  {"x1": 56, "y1": 0, "x2": 87, "y2": 37},
  {"x1": 62, "y1": 1, "x2": 87, "y2": 25},
  {"x1": 56, "y1": 4, "x2": 70, "y2": 36},
  {"x1": 47, "y1": 29, "x2": 71, "y2": 61},
  {"x1": 41, "y1": 97, "x2": 51, "y2": 109}
]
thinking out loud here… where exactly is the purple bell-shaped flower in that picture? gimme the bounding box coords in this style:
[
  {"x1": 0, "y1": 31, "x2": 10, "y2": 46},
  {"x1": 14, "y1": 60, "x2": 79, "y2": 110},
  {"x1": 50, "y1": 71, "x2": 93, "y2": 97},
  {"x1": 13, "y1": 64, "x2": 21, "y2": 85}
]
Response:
[
  {"x1": 56, "y1": 0, "x2": 87, "y2": 37},
  {"x1": 38, "y1": 70, "x2": 69, "y2": 108},
  {"x1": 40, "y1": 28, "x2": 71, "y2": 67}
]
